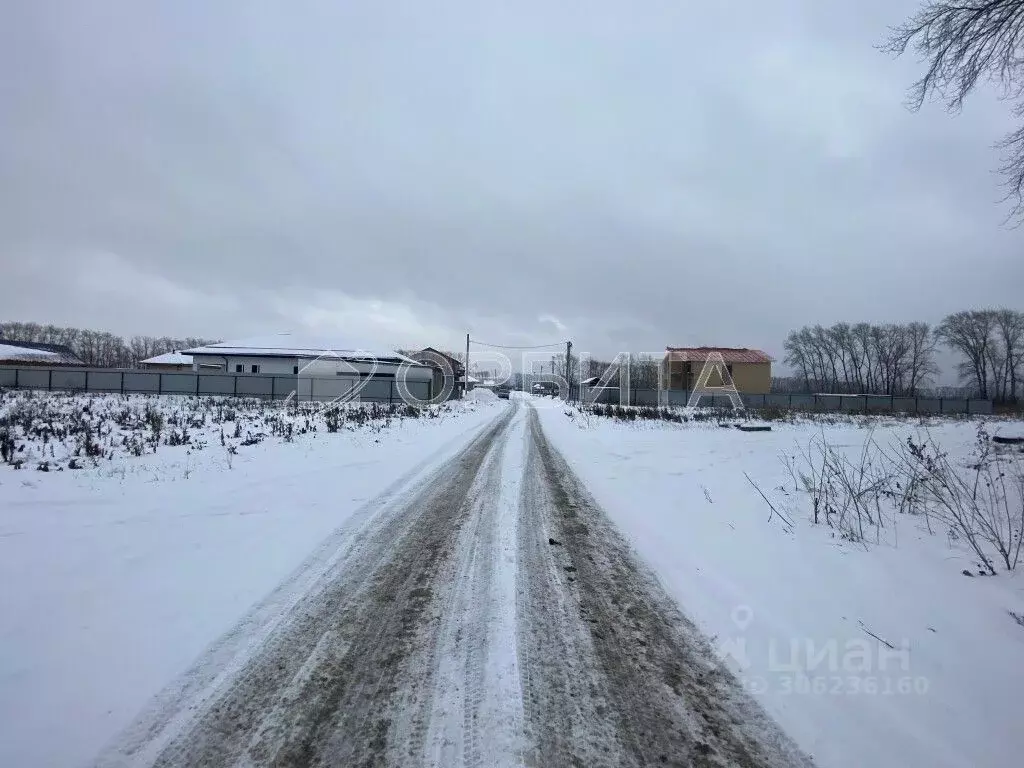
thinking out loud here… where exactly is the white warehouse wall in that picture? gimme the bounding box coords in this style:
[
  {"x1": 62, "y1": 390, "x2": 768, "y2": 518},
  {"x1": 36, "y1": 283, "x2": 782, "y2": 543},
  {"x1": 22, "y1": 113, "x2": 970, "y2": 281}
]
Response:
[{"x1": 190, "y1": 354, "x2": 432, "y2": 381}]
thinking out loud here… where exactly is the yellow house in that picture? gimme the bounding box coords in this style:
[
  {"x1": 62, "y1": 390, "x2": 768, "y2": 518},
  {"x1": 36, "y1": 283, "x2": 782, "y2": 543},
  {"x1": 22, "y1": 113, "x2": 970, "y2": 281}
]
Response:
[{"x1": 664, "y1": 347, "x2": 772, "y2": 394}]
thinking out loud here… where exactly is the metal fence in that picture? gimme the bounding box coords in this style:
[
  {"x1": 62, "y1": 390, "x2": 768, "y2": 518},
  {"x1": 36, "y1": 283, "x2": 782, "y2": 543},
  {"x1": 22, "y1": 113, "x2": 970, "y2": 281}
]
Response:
[
  {"x1": 0, "y1": 366, "x2": 432, "y2": 404},
  {"x1": 582, "y1": 387, "x2": 993, "y2": 415}
]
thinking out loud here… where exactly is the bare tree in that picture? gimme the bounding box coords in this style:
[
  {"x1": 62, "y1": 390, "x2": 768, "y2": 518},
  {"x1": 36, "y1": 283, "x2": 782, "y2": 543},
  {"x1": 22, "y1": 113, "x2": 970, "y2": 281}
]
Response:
[
  {"x1": 829, "y1": 322, "x2": 855, "y2": 392},
  {"x1": 851, "y1": 322, "x2": 876, "y2": 392},
  {"x1": 784, "y1": 320, "x2": 938, "y2": 395},
  {"x1": 935, "y1": 310, "x2": 997, "y2": 398},
  {"x1": 0, "y1": 321, "x2": 33, "y2": 341},
  {"x1": 584, "y1": 357, "x2": 614, "y2": 379},
  {"x1": 783, "y1": 330, "x2": 813, "y2": 391},
  {"x1": 884, "y1": 1, "x2": 1024, "y2": 217},
  {"x1": 128, "y1": 336, "x2": 155, "y2": 365},
  {"x1": 906, "y1": 321, "x2": 940, "y2": 394},
  {"x1": 544, "y1": 352, "x2": 581, "y2": 400},
  {"x1": 992, "y1": 309, "x2": 1024, "y2": 402},
  {"x1": 627, "y1": 353, "x2": 659, "y2": 390},
  {"x1": 76, "y1": 329, "x2": 103, "y2": 366}
]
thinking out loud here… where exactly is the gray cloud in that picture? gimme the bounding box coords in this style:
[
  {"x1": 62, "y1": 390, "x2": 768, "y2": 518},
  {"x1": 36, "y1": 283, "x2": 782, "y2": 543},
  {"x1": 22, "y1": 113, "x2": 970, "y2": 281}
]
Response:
[{"x1": 1, "y1": 0, "x2": 1019, "y2": 370}]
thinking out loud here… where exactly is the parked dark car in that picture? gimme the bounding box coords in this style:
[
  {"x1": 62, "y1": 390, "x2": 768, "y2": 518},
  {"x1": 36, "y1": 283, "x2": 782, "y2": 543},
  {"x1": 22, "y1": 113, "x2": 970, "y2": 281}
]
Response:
[{"x1": 497, "y1": 387, "x2": 511, "y2": 399}]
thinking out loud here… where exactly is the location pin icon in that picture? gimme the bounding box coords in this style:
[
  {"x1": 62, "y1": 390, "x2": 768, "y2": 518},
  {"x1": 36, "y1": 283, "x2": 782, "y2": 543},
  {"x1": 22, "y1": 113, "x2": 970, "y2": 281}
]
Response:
[{"x1": 732, "y1": 605, "x2": 753, "y2": 631}]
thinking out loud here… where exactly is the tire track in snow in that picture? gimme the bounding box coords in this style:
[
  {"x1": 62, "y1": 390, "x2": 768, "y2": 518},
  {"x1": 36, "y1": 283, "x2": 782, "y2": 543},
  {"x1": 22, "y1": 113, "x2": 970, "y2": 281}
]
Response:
[
  {"x1": 396, "y1": 402, "x2": 527, "y2": 767},
  {"x1": 386, "y1": 413, "x2": 509, "y2": 767},
  {"x1": 516, "y1": 410, "x2": 629, "y2": 767},
  {"x1": 519, "y1": 404, "x2": 813, "y2": 767},
  {"x1": 94, "y1": 405, "x2": 516, "y2": 768},
  {"x1": 92, "y1": 406, "x2": 513, "y2": 768},
  {"x1": 95, "y1": 399, "x2": 812, "y2": 768}
]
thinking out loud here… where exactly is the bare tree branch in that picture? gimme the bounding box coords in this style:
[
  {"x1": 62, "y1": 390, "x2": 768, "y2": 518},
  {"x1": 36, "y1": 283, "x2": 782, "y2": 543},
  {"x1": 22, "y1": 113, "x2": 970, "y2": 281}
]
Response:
[{"x1": 884, "y1": 0, "x2": 1024, "y2": 216}]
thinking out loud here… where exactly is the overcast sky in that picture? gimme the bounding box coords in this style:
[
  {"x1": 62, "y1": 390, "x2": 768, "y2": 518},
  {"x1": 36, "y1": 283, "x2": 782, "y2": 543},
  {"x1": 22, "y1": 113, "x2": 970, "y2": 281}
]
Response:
[{"x1": 1, "y1": 0, "x2": 1020, "y2": 369}]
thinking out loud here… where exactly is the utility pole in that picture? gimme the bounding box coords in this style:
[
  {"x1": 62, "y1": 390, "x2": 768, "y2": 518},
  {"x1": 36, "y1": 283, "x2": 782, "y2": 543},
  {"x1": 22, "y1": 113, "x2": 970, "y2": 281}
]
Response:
[
  {"x1": 566, "y1": 340, "x2": 573, "y2": 401},
  {"x1": 464, "y1": 333, "x2": 470, "y2": 398}
]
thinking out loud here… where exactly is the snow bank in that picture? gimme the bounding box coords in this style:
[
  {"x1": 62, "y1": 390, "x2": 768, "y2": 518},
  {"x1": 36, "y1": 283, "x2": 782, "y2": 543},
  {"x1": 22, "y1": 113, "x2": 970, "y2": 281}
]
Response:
[
  {"x1": 0, "y1": 392, "x2": 505, "y2": 768},
  {"x1": 537, "y1": 408, "x2": 1024, "y2": 768},
  {"x1": 466, "y1": 387, "x2": 498, "y2": 402}
]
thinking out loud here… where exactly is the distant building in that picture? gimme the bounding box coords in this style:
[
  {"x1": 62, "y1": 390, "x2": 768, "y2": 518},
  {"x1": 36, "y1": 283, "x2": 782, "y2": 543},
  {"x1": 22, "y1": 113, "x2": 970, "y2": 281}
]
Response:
[
  {"x1": 410, "y1": 347, "x2": 470, "y2": 399},
  {"x1": 0, "y1": 339, "x2": 85, "y2": 367},
  {"x1": 140, "y1": 351, "x2": 193, "y2": 372},
  {"x1": 663, "y1": 347, "x2": 772, "y2": 394},
  {"x1": 184, "y1": 334, "x2": 426, "y2": 373}
]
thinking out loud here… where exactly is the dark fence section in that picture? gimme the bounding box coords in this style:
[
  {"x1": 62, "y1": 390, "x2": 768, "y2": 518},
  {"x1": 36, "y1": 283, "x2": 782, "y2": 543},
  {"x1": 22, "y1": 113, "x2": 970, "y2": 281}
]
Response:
[
  {"x1": 581, "y1": 387, "x2": 993, "y2": 415},
  {"x1": 0, "y1": 366, "x2": 431, "y2": 404}
]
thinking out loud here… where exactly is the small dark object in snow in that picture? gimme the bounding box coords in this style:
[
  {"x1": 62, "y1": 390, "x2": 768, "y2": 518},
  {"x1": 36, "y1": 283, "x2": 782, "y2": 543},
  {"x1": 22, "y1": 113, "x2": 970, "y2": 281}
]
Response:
[
  {"x1": 993, "y1": 435, "x2": 1024, "y2": 445},
  {"x1": 737, "y1": 425, "x2": 772, "y2": 432},
  {"x1": 927, "y1": 626, "x2": 937, "y2": 633},
  {"x1": 962, "y1": 569, "x2": 973, "y2": 577},
  {"x1": 717, "y1": 423, "x2": 732, "y2": 428},
  {"x1": 548, "y1": 537, "x2": 562, "y2": 546},
  {"x1": 977, "y1": 569, "x2": 987, "y2": 576},
  {"x1": 68, "y1": 458, "x2": 82, "y2": 470},
  {"x1": 564, "y1": 565, "x2": 577, "y2": 572}
]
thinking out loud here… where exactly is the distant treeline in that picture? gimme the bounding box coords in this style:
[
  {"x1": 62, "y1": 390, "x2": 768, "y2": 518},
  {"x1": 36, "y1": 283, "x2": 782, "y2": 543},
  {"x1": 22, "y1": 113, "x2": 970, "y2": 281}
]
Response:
[
  {"x1": 783, "y1": 309, "x2": 1023, "y2": 403},
  {"x1": 0, "y1": 321, "x2": 216, "y2": 369}
]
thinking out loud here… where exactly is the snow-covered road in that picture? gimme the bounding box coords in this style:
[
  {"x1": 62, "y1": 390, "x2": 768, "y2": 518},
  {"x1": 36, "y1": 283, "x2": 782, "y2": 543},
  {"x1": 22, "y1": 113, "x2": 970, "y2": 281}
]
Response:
[{"x1": 88, "y1": 400, "x2": 808, "y2": 767}]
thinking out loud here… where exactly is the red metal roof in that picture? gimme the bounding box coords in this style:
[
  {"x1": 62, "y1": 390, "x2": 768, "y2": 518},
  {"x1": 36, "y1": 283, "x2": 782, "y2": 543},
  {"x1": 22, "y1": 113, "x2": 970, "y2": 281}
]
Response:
[{"x1": 665, "y1": 346, "x2": 772, "y2": 364}]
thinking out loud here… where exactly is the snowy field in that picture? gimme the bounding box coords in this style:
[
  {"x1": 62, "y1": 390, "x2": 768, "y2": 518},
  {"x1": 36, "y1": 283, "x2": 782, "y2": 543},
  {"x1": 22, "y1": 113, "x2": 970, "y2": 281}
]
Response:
[
  {"x1": 0, "y1": 390, "x2": 506, "y2": 768},
  {"x1": 535, "y1": 401, "x2": 1024, "y2": 768},
  {"x1": 3, "y1": 389, "x2": 1023, "y2": 768}
]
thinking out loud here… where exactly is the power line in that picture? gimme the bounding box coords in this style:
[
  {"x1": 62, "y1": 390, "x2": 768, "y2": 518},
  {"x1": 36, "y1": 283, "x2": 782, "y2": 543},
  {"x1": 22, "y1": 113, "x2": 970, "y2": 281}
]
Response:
[{"x1": 469, "y1": 339, "x2": 567, "y2": 350}]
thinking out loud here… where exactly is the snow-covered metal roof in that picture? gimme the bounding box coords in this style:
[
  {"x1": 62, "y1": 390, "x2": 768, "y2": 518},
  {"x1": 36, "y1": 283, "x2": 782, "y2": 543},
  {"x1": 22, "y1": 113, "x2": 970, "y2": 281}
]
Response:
[
  {"x1": 0, "y1": 343, "x2": 63, "y2": 362},
  {"x1": 183, "y1": 334, "x2": 421, "y2": 365},
  {"x1": 665, "y1": 347, "x2": 773, "y2": 364},
  {"x1": 0, "y1": 342, "x2": 84, "y2": 365},
  {"x1": 141, "y1": 351, "x2": 193, "y2": 365}
]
